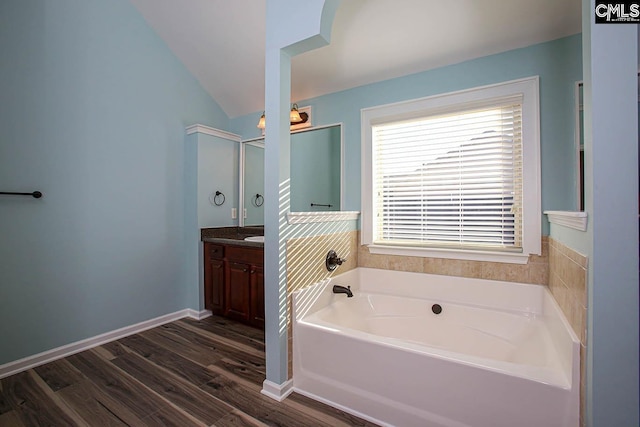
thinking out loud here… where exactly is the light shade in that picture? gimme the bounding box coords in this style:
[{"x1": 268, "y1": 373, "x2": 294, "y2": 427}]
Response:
[
  {"x1": 257, "y1": 112, "x2": 266, "y2": 129},
  {"x1": 290, "y1": 103, "x2": 303, "y2": 123}
]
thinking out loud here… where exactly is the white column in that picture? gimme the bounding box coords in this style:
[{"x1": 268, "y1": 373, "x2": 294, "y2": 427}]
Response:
[
  {"x1": 582, "y1": 1, "x2": 639, "y2": 425},
  {"x1": 262, "y1": 0, "x2": 342, "y2": 400}
]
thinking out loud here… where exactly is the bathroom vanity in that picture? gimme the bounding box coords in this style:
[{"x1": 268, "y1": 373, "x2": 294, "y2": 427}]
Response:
[{"x1": 202, "y1": 227, "x2": 264, "y2": 329}]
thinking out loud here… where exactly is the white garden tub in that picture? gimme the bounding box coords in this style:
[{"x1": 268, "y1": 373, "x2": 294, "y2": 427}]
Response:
[{"x1": 292, "y1": 267, "x2": 579, "y2": 427}]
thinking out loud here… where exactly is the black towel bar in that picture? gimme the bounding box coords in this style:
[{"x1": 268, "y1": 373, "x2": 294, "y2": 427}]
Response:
[{"x1": 0, "y1": 191, "x2": 42, "y2": 198}]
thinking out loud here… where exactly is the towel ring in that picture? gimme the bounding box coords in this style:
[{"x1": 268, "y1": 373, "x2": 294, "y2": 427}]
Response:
[
  {"x1": 252, "y1": 193, "x2": 264, "y2": 207},
  {"x1": 210, "y1": 191, "x2": 225, "y2": 206}
]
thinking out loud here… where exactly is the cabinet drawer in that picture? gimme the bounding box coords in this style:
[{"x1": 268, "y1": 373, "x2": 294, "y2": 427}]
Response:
[
  {"x1": 226, "y1": 245, "x2": 263, "y2": 265},
  {"x1": 206, "y1": 243, "x2": 224, "y2": 260}
]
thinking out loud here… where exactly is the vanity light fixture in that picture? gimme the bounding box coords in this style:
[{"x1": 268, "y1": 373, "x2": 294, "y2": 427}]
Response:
[{"x1": 256, "y1": 104, "x2": 307, "y2": 129}]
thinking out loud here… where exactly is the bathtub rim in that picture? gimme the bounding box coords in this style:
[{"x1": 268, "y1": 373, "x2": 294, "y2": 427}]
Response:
[{"x1": 299, "y1": 302, "x2": 571, "y2": 389}]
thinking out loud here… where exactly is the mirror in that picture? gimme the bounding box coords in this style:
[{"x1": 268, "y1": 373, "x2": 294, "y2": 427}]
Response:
[
  {"x1": 576, "y1": 81, "x2": 584, "y2": 211},
  {"x1": 290, "y1": 125, "x2": 342, "y2": 212},
  {"x1": 239, "y1": 124, "x2": 343, "y2": 226}
]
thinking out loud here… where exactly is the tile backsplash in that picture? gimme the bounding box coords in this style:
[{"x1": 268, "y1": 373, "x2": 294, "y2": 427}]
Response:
[
  {"x1": 358, "y1": 234, "x2": 549, "y2": 285},
  {"x1": 548, "y1": 237, "x2": 588, "y2": 427},
  {"x1": 286, "y1": 230, "x2": 358, "y2": 296},
  {"x1": 548, "y1": 237, "x2": 587, "y2": 342},
  {"x1": 285, "y1": 230, "x2": 358, "y2": 377}
]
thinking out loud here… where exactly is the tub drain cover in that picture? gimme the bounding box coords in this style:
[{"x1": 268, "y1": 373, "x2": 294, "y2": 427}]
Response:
[{"x1": 432, "y1": 304, "x2": 442, "y2": 315}]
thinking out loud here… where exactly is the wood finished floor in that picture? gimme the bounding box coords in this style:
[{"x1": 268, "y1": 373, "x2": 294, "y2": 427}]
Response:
[{"x1": 0, "y1": 315, "x2": 379, "y2": 427}]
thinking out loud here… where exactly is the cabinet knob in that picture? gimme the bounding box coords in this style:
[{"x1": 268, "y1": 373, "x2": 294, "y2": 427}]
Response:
[
  {"x1": 250, "y1": 270, "x2": 255, "y2": 274},
  {"x1": 243, "y1": 268, "x2": 249, "y2": 273}
]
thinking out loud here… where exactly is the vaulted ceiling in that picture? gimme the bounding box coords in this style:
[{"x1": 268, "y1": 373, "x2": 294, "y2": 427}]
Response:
[{"x1": 129, "y1": 0, "x2": 581, "y2": 119}]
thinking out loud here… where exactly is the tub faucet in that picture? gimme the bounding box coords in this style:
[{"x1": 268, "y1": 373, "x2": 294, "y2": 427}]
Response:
[
  {"x1": 326, "y1": 250, "x2": 346, "y2": 271},
  {"x1": 332, "y1": 285, "x2": 353, "y2": 298}
]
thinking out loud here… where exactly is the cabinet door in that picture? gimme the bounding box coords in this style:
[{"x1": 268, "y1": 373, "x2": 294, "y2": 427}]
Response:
[
  {"x1": 225, "y1": 261, "x2": 251, "y2": 322},
  {"x1": 207, "y1": 259, "x2": 224, "y2": 314},
  {"x1": 204, "y1": 244, "x2": 224, "y2": 314},
  {"x1": 250, "y1": 265, "x2": 265, "y2": 328}
]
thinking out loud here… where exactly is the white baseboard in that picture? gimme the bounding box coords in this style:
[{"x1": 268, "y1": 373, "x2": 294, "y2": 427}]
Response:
[
  {"x1": 186, "y1": 308, "x2": 212, "y2": 320},
  {"x1": 261, "y1": 379, "x2": 294, "y2": 401},
  {"x1": 0, "y1": 308, "x2": 209, "y2": 379}
]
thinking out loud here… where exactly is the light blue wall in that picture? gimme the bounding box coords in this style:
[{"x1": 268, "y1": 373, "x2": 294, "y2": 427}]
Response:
[
  {"x1": 231, "y1": 35, "x2": 583, "y2": 235},
  {"x1": 184, "y1": 134, "x2": 201, "y2": 312},
  {"x1": 197, "y1": 134, "x2": 238, "y2": 228},
  {"x1": 185, "y1": 131, "x2": 239, "y2": 312},
  {"x1": 0, "y1": 0, "x2": 228, "y2": 365},
  {"x1": 548, "y1": 224, "x2": 590, "y2": 254}
]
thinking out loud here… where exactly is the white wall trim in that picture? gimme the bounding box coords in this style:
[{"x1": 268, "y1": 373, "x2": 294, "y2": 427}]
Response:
[
  {"x1": 186, "y1": 309, "x2": 213, "y2": 320},
  {"x1": 287, "y1": 211, "x2": 360, "y2": 224},
  {"x1": 0, "y1": 309, "x2": 208, "y2": 379},
  {"x1": 261, "y1": 379, "x2": 294, "y2": 401},
  {"x1": 545, "y1": 210, "x2": 588, "y2": 231},
  {"x1": 186, "y1": 124, "x2": 241, "y2": 142}
]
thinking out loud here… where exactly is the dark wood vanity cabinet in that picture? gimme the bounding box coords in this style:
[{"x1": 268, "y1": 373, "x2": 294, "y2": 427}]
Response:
[{"x1": 203, "y1": 242, "x2": 264, "y2": 329}]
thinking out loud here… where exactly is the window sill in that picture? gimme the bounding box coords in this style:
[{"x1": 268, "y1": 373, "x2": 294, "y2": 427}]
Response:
[
  {"x1": 544, "y1": 211, "x2": 587, "y2": 231},
  {"x1": 367, "y1": 244, "x2": 531, "y2": 264}
]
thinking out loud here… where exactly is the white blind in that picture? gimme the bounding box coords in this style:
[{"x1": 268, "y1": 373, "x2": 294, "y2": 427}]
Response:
[{"x1": 372, "y1": 95, "x2": 523, "y2": 251}]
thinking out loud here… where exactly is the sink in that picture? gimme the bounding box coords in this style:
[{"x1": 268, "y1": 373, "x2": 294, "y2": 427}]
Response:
[{"x1": 244, "y1": 236, "x2": 264, "y2": 243}]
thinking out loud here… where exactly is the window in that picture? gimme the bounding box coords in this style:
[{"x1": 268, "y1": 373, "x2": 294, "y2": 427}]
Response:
[{"x1": 361, "y1": 77, "x2": 541, "y2": 263}]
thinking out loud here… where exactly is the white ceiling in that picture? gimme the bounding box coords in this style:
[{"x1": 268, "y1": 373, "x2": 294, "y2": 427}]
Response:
[{"x1": 130, "y1": 0, "x2": 581, "y2": 119}]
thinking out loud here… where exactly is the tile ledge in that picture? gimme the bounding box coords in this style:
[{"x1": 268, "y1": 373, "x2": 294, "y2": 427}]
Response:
[
  {"x1": 287, "y1": 211, "x2": 359, "y2": 224},
  {"x1": 544, "y1": 211, "x2": 587, "y2": 231}
]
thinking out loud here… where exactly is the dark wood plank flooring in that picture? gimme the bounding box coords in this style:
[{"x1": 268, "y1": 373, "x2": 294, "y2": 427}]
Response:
[{"x1": 0, "y1": 315, "x2": 379, "y2": 427}]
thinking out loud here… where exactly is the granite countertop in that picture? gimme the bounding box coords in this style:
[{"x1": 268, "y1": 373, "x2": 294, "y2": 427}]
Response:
[{"x1": 201, "y1": 226, "x2": 264, "y2": 248}]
